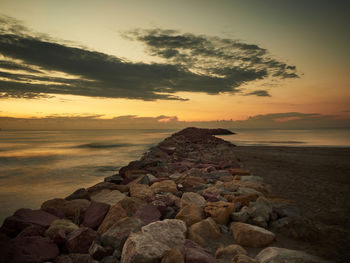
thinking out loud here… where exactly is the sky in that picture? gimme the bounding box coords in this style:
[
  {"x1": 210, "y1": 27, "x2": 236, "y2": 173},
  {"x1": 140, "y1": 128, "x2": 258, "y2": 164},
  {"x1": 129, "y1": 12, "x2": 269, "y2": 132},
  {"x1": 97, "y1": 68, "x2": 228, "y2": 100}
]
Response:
[{"x1": 0, "y1": 0, "x2": 349, "y2": 129}]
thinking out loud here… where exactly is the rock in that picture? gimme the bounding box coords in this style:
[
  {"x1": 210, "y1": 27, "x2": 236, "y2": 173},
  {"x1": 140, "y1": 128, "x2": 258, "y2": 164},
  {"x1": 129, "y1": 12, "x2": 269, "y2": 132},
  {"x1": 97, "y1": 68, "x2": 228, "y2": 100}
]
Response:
[
  {"x1": 215, "y1": 244, "x2": 247, "y2": 259},
  {"x1": 121, "y1": 219, "x2": 187, "y2": 263},
  {"x1": 230, "y1": 222, "x2": 275, "y2": 247},
  {"x1": 90, "y1": 189, "x2": 126, "y2": 206},
  {"x1": 56, "y1": 253, "x2": 96, "y2": 263},
  {"x1": 127, "y1": 174, "x2": 150, "y2": 186},
  {"x1": 125, "y1": 169, "x2": 148, "y2": 178},
  {"x1": 151, "y1": 199, "x2": 167, "y2": 214},
  {"x1": 101, "y1": 255, "x2": 119, "y2": 263},
  {"x1": 65, "y1": 188, "x2": 91, "y2": 201},
  {"x1": 184, "y1": 239, "x2": 216, "y2": 263},
  {"x1": 180, "y1": 176, "x2": 206, "y2": 189},
  {"x1": 188, "y1": 217, "x2": 221, "y2": 247},
  {"x1": 104, "y1": 174, "x2": 124, "y2": 184},
  {"x1": 161, "y1": 248, "x2": 184, "y2": 263},
  {"x1": 45, "y1": 219, "x2": 79, "y2": 238},
  {"x1": 0, "y1": 208, "x2": 59, "y2": 237},
  {"x1": 248, "y1": 197, "x2": 272, "y2": 222},
  {"x1": 239, "y1": 176, "x2": 263, "y2": 183},
  {"x1": 121, "y1": 232, "x2": 169, "y2": 263},
  {"x1": 151, "y1": 180, "x2": 178, "y2": 193},
  {"x1": 41, "y1": 198, "x2": 91, "y2": 224},
  {"x1": 129, "y1": 184, "x2": 155, "y2": 202},
  {"x1": 16, "y1": 224, "x2": 46, "y2": 238},
  {"x1": 231, "y1": 194, "x2": 259, "y2": 207},
  {"x1": 204, "y1": 201, "x2": 235, "y2": 225},
  {"x1": 82, "y1": 201, "x2": 110, "y2": 229},
  {"x1": 226, "y1": 181, "x2": 271, "y2": 195},
  {"x1": 52, "y1": 228, "x2": 67, "y2": 245},
  {"x1": 89, "y1": 241, "x2": 109, "y2": 260},
  {"x1": 180, "y1": 192, "x2": 206, "y2": 208},
  {"x1": 229, "y1": 168, "x2": 251, "y2": 175},
  {"x1": 119, "y1": 197, "x2": 147, "y2": 216},
  {"x1": 175, "y1": 204, "x2": 204, "y2": 226},
  {"x1": 255, "y1": 247, "x2": 330, "y2": 263},
  {"x1": 66, "y1": 227, "x2": 99, "y2": 253},
  {"x1": 134, "y1": 203, "x2": 161, "y2": 225},
  {"x1": 252, "y1": 216, "x2": 267, "y2": 228},
  {"x1": 232, "y1": 254, "x2": 257, "y2": 263},
  {"x1": 9, "y1": 236, "x2": 59, "y2": 263},
  {"x1": 87, "y1": 182, "x2": 124, "y2": 194},
  {"x1": 98, "y1": 203, "x2": 128, "y2": 234},
  {"x1": 101, "y1": 217, "x2": 143, "y2": 250},
  {"x1": 202, "y1": 192, "x2": 220, "y2": 202},
  {"x1": 162, "y1": 206, "x2": 177, "y2": 220}
]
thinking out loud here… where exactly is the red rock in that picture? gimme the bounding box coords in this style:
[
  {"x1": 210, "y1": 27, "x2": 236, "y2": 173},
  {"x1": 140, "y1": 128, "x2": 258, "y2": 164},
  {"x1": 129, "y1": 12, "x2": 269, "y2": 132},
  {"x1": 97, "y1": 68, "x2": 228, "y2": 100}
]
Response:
[
  {"x1": 134, "y1": 203, "x2": 161, "y2": 225},
  {"x1": 82, "y1": 201, "x2": 110, "y2": 229},
  {"x1": 0, "y1": 208, "x2": 59, "y2": 237},
  {"x1": 184, "y1": 239, "x2": 216, "y2": 263},
  {"x1": 52, "y1": 228, "x2": 67, "y2": 245},
  {"x1": 66, "y1": 227, "x2": 99, "y2": 253},
  {"x1": 202, "y1": 192, "x2": 220, "y2": 202},
  {"x1": 9, "y1": 236, "x2": 59, "y2": 263}
]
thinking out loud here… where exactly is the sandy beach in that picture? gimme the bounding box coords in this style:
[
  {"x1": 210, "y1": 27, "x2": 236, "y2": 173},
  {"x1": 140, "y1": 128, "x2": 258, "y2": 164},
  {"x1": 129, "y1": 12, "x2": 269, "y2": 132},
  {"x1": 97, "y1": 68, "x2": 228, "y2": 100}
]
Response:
[{"x1": 233, "y1": 146, "x2": 350, "y2": 261}]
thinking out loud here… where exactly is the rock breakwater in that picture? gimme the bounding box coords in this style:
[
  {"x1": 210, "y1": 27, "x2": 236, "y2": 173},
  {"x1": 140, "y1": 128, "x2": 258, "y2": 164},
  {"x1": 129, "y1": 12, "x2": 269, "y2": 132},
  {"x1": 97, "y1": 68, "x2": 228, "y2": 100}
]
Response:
[{"x1": 0, "y1": 128, "x2": 330, "y2": 263}]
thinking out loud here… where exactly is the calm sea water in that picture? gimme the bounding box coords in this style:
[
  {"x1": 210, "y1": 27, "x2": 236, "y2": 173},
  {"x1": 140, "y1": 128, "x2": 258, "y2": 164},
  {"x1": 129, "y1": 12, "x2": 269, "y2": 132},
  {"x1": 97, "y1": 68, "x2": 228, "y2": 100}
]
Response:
[{"x1": 0, "y1": 128, "x2": 349, "y2": 223}]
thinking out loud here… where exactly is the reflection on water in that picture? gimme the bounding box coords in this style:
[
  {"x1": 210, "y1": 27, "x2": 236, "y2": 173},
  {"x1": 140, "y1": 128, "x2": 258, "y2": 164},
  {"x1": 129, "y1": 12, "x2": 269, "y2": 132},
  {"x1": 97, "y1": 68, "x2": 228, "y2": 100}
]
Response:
[{"x1": 0, "y1": 128, "x2": 349, "y2": 223}]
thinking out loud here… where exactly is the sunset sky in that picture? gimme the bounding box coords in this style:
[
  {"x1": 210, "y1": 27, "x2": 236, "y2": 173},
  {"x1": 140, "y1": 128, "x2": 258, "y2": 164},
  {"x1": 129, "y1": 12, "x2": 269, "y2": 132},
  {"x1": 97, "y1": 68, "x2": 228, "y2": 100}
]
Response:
[{"x1": 0, "y1": 0, "x2": 349, "y2": 128}]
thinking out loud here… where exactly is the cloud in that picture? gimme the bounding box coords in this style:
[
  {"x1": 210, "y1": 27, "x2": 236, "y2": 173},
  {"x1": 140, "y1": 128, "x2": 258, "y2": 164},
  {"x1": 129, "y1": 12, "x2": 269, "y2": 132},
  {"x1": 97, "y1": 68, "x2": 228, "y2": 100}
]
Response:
[
  {"x1": 245, "y1": 90, "x2": 271, "y2": 97},
  {"x1": 0, "y1": 112, "x2": 349, "y2": 130},
  {"x1": 0, "y1": 16, "x2": 298, "y2": 101}
]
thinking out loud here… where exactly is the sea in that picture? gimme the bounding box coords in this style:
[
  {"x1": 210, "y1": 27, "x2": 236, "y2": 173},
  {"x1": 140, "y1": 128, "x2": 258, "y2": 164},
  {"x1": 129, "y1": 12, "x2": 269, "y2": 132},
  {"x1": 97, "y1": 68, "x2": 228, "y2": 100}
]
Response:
[{"x1": 1, "y1": 128, "x2": 350, "y2": 223}]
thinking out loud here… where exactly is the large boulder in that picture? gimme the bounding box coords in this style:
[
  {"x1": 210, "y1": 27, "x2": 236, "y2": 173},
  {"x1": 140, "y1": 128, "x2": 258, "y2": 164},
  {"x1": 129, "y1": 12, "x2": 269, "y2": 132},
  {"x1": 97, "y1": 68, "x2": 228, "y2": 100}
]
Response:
[
  {"x1": 101, "y1": 217, "x2": 143, "y2": 251},
  {"x1": 255, "y1": 247, "x2": 330, "y2": 263},
  {"x1": 98, "y1": 203, "x2": 128, "y2": 234},
  {"x1": 184, "y1": 239, "x2": 216, "y2": 263},
  {"x1": 180, "y1": 192, "x2": 206, "y2": 208},
  {"x1": 230, "y1": 222, "x2": 275, "y2": 247},
  {"x1": 66, "y1": 227, "x2": 99, "y2": 253},
  {"x1": 0, "y1": 208, "x2": 59, "y2": 237},
  {"x1": 204, "y1": 201, "x2": 235, "y2": 225},
  {"x1": 175, "y1": 204, "x2": 204, "y2": 227},
  {"x1": 41, "y1": 198, "x2": 90, "y2": 223},
  {"x1": 129, "y1": 184, "x2": 155, "y2": 202},
  {"x1": 188, "y1": 217, "x2": 221, "y2": 247},
  {"x1": 8, "y1": 236, "x2": 59, "y2": 263},
  {"x1": 121, "y1": 219, "x2": 187, "y2": 263},
  {"x1": 82, "y1": 201, "x2": 110, "y2": 229},
  {"x1": 90, "y1": 189, "x2": 126, "y2": 206},
  {"x1": 45, "y1": 219, "x2": 79, "y2": 238},
  {"x1": 151, "y1": 180, "x2": 178, "y2": 193}
]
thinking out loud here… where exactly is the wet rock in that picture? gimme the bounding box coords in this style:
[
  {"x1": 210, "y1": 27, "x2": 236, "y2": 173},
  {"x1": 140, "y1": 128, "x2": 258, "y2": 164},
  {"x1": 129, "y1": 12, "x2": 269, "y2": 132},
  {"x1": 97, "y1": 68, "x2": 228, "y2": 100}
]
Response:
[
  {"x1": 9, "y1": 236, "x2": 59, "y2": 263},
  {"x1": 0, "y1": 208, "x2": 59, "y2": 237},
  {"x1": 175, "y1": 203, "x2": 204, "y2": 226},
  {"x1": 215, "y1": 244, "x2": 247, "y2": 259},
  {"x1": 90, "y1": 189, "x2": 126, "y2": 206},
  {"x1": 230, "y1": 222, "x2": 275, "y2": 247},
  {"x1": 183, "y1": 239, "x2": 216, "y2": 263},
  {"x1": 82, "y1": 201, "x2": 110, "y2": 229},
  {"x1": 151, "y1": 180, "x2": 178, "y2": 193},
  {"x1": 188, "y1": 217, "x2": 221, "y2": 247},
  {"x1": 134, "y1": 203, "x2": 161, "y2": 225},
  {"x1": 41, "y1": 198, "x2": 90, "y2": 224},
  {"x1": 98, "y1": 203, "x2": 127, "y2": 234},
  {"x1": 66, "y1": 227, "x2": 99, "y2": 253},
  {"x1": 180, "y1": 192, "x2": 206, "y2": 208},
  {"x1": 204, "y1": 201, "x2": 235, "y2": 225},
  {"x1": 65, "y1": 188, "x2": 91, "y2": 201},
  {"x1": 45, "y1": 219, "x2": 79, "y2": 238},
  {"x1": 161, "y1": 247, "x2": 184, "y2": 263},
  {"x1": 101, "y1": 217, "x2": 143, "y2": 251},
  {"x1": 255, "y1": 247, "x2": 330, "y2": 263},
  {"x1": 104, "y1": 174, "x2": 124, "y2": 184},
  {"x1": 129, "y1": 184, "x2": 155, "y2": 202}
]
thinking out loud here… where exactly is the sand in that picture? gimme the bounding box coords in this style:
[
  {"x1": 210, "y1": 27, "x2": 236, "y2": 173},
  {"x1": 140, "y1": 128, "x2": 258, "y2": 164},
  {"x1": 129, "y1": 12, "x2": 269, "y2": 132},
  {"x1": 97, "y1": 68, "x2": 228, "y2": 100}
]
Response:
[{"x1": 233, "y1": 146, "x2": 350, "y2": 261}]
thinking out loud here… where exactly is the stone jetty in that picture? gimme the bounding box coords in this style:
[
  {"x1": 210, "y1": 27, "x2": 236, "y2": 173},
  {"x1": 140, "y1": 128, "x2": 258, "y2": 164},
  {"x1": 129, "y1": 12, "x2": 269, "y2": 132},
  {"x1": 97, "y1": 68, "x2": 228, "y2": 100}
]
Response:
[{"x1": 0, "y1": 127, "x2": 330, "y2": 263}]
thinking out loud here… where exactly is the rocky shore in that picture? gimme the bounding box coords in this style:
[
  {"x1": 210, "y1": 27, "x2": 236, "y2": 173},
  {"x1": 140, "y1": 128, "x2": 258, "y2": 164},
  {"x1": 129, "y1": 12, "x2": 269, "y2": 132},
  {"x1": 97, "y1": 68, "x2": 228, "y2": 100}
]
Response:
[{"x1": 0, "y1": 127, "x2": 332, "y2": 263}]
